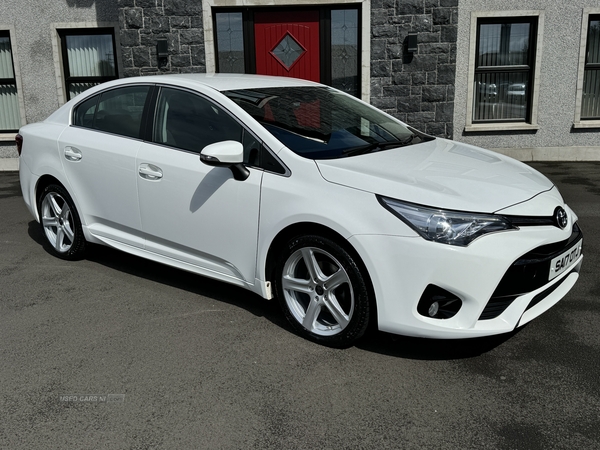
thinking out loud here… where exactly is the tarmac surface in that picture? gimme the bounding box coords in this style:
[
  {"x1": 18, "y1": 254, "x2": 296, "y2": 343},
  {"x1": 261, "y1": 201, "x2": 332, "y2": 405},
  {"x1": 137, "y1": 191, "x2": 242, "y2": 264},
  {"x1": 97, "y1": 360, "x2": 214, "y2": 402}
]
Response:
[{"x1": 0, "y1": 163, "x2": 599, "y2": 449}]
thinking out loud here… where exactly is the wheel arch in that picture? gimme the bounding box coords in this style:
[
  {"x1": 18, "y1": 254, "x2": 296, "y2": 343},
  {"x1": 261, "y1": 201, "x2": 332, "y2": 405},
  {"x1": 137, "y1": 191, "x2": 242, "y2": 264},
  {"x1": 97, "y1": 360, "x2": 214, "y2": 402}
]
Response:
[
  {"x1": 264, "y1": 221, "x2": 378, "y2": 327},
  {"x1": 34, "y1": 175, "x2": 64, "y2": 220}
]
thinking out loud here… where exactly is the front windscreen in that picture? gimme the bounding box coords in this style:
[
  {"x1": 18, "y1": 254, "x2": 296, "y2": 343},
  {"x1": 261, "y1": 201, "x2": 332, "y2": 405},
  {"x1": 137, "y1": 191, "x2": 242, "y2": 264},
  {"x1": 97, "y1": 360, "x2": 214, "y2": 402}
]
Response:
[{"x1": 223, "y1": 86, "x2": 433, "y2": 160}]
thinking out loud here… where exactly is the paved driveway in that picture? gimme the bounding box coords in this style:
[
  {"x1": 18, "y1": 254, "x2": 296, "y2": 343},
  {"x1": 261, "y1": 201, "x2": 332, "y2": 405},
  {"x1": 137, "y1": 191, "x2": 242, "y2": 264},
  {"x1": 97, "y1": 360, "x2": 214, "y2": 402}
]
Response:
[{"x1": 0, "y1": 163, "x2": 599, "y2": 449}]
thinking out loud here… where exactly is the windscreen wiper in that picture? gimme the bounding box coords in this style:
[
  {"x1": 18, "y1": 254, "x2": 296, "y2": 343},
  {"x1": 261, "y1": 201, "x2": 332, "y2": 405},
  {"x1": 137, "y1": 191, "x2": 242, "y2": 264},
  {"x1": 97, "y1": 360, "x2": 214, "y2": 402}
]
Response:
[{"x1": 342, "y1": 138, "x2": 411, "y2": 156}]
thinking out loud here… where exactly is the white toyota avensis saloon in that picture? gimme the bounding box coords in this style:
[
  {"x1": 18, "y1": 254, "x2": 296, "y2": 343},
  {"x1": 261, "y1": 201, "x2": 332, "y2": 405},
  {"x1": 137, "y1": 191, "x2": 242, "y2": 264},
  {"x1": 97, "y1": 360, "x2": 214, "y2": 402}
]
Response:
[{"x1": 18, "y1": 74, "x2": 583, "y2": 347}]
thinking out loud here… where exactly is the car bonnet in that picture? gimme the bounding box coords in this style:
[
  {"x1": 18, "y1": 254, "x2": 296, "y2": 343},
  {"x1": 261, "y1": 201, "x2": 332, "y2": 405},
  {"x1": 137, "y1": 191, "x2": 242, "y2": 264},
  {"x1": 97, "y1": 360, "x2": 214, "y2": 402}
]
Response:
[{"x1": 315, "y1": 138, "x2": 554, "y2": 213}]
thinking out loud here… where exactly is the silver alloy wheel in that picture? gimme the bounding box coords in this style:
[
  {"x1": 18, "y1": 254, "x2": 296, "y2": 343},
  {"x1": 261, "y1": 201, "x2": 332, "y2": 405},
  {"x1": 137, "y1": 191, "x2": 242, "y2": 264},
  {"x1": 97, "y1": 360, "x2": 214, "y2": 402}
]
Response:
[
  {"x1": 41, "y1": 192, "x2": 75, "y2": 253},
  {"x1": 281, "y1": 247, "x2": 354, "y2": 336}
]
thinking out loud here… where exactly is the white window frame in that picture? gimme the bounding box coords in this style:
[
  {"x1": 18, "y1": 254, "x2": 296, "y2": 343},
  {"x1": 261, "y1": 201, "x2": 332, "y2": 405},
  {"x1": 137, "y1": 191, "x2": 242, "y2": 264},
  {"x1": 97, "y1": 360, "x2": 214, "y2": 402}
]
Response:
[
  {"x1": 201, "y1": 0, "x2": 371, "y2": 103},
  {"x1": 51, "y1": 22, "x2": 123, "y2": 107},
  {"x1": 465, "y1": 10, "x2": 544, "y2": 132},
  {"x1": 574, "y1": 8, "x2": 600, "y2": 129},
  {"x1": 0, "y1": 25, "x2": 26, "y2": 141}
]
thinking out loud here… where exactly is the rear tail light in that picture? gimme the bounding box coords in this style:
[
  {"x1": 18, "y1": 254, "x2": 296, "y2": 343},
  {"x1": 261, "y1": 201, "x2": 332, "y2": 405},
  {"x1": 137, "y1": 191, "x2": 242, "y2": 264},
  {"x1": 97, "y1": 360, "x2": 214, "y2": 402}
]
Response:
[{"x1": 15, "y1": 133, "x2": 23, "y2": 156}]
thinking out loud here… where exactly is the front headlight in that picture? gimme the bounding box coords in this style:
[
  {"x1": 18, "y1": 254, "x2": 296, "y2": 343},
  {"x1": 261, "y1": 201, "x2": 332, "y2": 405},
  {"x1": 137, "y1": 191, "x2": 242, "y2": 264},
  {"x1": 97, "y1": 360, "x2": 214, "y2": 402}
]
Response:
[{"x1": 377, "y1": 196, "x2": 517, "y2": 246}]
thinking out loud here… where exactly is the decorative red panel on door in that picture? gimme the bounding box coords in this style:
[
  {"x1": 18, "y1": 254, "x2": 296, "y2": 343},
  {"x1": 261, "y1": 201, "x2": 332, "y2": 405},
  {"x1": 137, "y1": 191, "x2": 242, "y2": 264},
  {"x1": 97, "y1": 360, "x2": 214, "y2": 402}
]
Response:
[{"x1": 254, "y1": 11, "x2": 320, "y2": 82}]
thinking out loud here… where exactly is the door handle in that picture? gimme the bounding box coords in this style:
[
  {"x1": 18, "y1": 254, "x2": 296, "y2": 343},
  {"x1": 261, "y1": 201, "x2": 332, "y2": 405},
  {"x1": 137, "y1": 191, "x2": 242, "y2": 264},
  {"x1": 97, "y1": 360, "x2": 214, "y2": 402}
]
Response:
[
  {"x1": 139, "y1": 163, "x2": 163, "y2": 180},
  {"x1": 64, "y1": 146, "x2": 82, "y2": 162}
]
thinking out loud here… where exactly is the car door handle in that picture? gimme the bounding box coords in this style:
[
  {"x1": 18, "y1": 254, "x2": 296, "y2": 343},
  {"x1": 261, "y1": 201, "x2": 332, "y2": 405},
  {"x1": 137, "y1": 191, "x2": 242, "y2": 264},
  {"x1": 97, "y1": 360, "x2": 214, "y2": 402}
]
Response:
[
  {"x1": 139, "y1": 163, "x2": 163, "y2": 180},
  {"x1": 64, "y1": 146, "x2": 82, "y2": 162}
]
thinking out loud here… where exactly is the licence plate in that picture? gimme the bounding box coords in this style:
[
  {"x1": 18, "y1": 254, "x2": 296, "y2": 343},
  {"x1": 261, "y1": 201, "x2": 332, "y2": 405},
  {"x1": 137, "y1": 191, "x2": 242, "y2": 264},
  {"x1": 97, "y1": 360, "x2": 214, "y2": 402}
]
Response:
[{"x1": 549, "y1": 240, "x2": 582, "y2": 281}]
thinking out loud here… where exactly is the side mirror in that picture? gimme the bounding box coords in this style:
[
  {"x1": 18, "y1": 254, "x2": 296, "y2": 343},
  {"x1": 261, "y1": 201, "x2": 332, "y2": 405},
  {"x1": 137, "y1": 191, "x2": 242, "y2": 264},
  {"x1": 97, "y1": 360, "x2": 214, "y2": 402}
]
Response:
[{"x1": 200, "y1": 140, "x2": 249, "y2": 181}]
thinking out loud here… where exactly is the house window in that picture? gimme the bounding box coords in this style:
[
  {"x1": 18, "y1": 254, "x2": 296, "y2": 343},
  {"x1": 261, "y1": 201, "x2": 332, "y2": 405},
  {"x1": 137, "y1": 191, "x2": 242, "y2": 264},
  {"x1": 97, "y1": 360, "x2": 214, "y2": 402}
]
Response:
[
  {"x1": 581, "y1": 15, "x2": 600, "y2": 119},
  {"x1": 0, "y1": 31, "x2": 21, "y2": 132},
  {"x1": 331, "y1": 9, "x2": 359, "y2": 96},
  {"x1": 215, "y1": 12, "x2": 246, "y2": 74},
  {"x1": 59, "y1": 28, "x2": 118, "y2": 100},
  {"x1": 472, "y1": 17, "x2": 537, "y2": 123}
]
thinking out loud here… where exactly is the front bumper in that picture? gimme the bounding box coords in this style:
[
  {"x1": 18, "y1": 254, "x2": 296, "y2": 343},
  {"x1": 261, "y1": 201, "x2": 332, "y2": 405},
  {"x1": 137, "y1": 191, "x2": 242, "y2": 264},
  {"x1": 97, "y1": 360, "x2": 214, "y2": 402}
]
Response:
[{"x1": 348, "y1": 214, "x2": 583, "y2": 339}]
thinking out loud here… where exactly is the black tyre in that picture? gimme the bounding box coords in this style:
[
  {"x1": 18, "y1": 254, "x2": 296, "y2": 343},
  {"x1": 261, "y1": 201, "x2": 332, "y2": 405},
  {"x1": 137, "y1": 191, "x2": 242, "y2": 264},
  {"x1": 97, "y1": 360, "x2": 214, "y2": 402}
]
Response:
[
  {"x1": 38, "y1": 184, "x2": 86, "y2": 260},
  {"x1": 273, "y1": 235, "x2": 371, "y2": 348}
]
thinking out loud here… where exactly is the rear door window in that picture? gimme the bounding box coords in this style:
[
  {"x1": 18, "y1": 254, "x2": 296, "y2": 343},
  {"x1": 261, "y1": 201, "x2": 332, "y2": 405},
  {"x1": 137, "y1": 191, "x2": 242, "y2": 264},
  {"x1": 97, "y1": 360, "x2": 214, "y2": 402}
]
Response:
[{"x1": 73, "y1": 85, "x2": 151, "y2": 139}]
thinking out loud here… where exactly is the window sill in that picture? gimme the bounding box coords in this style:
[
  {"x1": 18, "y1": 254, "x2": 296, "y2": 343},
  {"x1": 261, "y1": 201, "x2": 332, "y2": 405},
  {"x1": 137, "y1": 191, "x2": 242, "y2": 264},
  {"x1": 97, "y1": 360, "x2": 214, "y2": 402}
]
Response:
[
  {"x1": 0, "y1": 133, "x2": 18, "y2": 142},
  {"x1": 573, "y1": 121, "x2": 600, "y2": 129},
  {"x1": 464, "y1": 123, "x2": 540, "y2": 132}
]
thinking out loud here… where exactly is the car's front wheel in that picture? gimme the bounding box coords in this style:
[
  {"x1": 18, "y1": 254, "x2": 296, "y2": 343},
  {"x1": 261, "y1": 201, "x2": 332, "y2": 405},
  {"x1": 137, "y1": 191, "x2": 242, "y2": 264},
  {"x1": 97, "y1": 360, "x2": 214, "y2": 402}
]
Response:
[
  {"x1": 274, "y1": 235, "x2": 371, "y2": 348},
  {"x1": 38, "y1": 184, "x2": 86, "y2": 260}
]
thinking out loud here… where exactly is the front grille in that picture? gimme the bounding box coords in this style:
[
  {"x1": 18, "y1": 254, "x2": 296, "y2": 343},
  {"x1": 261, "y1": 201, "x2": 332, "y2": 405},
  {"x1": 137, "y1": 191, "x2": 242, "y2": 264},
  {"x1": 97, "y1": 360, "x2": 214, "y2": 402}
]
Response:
[{"x1": 479, "y1": 223, "x2": 582, "y2": 320}]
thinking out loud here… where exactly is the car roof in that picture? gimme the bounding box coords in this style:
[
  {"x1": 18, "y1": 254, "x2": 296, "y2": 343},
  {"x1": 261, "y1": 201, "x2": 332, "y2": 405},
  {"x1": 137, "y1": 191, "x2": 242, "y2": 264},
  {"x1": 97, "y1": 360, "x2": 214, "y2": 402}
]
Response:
[{"x1": 117, "y1": 73, "x2": 322, "y2": 92}]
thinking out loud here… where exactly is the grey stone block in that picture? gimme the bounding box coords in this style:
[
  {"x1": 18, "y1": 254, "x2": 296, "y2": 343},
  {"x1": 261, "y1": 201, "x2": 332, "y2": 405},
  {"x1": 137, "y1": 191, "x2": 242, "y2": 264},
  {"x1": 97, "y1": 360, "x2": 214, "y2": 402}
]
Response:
[
  {"x1": 372, "y1": 25, "x2": 397, "y2": 38},
  {"x1": 411, "y1": 72, "x2": 426, "y2": 85},
  {"x1": 171, "y1": 53, "x2": 191, "y2": 67},
  {"x1": 416, "y1": 32, "x2": 441, "y2": 43},
  {"x1": 372, "y1": 60, "x2": 392, "y2": 77},
  {"x1": 141, "y1": 7, "x2": 164, "y2": 18},
  {"x1": 396, "y1": 0, "x2": 425, "y2": 15},
  {"x1": 132, "y1": 47, "x2": 151, "y2": 67},
  {"x1": 140, "y1": 30, "x2": 156, "y2": 46},
  {"x1": 387, "y1": 43, "x2": 404, "y2": 59},
  {"x1": 191, "y1": 17, "x2": 204, "y2": 29},
  {"x1": 123, "y1": 67, "x2": 141, "y2": 77},
  {"x1": 426, "y1": 121, "x2": 446, "y2": 136},
  {"x1": 397, "y1": 96, "x2": 421, "y2": 112},
  {"x1": 435, "y1": 102, "x2": 454, "y2": 122},
  {"x1": 422, "y1": 85, "x2": 446, "y2": 102},
  {"x1": 136, "y1": 0, "x2": 157, "y2": 7},
  {"x1": 402, "y1": 54, "x2": 437, "y2": 72},
  {"x1": 426, "y1": 71, "x2": 437, "y2": 84},
  {"x1": 120, "y1": 30, "x2": 140, "y2": 47},
  {"x1": 170, "y1": 16, "x2": 190, "y2": 29},
  {"x1": 437, "y1": 64, "x2": 456, "y2": 84},
  {"x1": 392, "y1": 73, "x2": 411, "y2": 85},
  {"x1": 371, "y1": 97, "x2": 397, "y2": 109},
  {"x1": 164, "y1": 0, "x2": 202, "y2": 16},
  {"x1": 432, "y1": 8, "x2": 452, "y2": 25},
  {"x1": 419, "y1": 42, "x2": 450, "y2": 54},
  {"x1": 383, "y1": 85, "x2": 411, "y2": 97},
  {"x1": 371, "y1": 9, "x2": 390, "y2": 26},
  {"x1": 191, "y1": 45, "x2": 205, "y2": 66},
  {"x1": 407, "y1": 111, "x2": 435, "y2": 122},
  {"x1": 440, "y1": 25, "x2": 457, "y2": 43},
  {"x1": 148, "y1": 16, "x2": 169, "y2": 32},
  {"x1": 180, "y1": 29, "x2": 203, "y2": 45},
  {"x1": 412, "y1": 15, "x2": 433, "y2": 32},
  {"x1": 371, "y1": 40, "x2": 387, "y2": 59}
]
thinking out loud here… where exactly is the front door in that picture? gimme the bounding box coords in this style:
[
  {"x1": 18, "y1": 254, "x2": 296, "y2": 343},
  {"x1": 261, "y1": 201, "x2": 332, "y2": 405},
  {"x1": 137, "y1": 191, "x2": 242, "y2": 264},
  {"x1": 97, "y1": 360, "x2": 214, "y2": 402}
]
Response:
[
  {"x1": 136, "y1": 86, "x2": 263, "y2": 285},
  {"x1": 254, "y1": 10, "x2": 320, "y2": 82}
]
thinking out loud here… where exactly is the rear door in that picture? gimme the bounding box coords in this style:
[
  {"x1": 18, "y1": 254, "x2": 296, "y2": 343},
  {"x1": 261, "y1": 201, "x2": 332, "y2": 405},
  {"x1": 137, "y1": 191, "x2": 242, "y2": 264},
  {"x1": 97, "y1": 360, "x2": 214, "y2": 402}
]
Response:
[{"x1": 59, "y1": 85, "x2": 152, "y2": 248}]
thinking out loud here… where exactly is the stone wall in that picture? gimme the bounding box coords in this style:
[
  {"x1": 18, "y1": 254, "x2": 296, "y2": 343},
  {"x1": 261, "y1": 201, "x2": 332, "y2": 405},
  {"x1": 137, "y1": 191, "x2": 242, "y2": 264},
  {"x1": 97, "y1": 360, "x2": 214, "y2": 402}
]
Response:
[
  {"x1": 370, "y1": 0, "x2": 458, "y2": 138},
  {"x1": 117, "y1": 0, "x2": 206, "y2": 76}
]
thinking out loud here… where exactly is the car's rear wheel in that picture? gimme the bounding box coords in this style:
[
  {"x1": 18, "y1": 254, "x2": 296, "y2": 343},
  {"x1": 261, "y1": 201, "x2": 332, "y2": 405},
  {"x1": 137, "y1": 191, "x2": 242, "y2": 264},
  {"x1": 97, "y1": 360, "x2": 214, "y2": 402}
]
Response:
[
  {"x1": 274, "y1": 235, "x2": 371, "y2": 348},
  {"x1": 38, "y1": 184, "x2": 86, "y2": 260}
]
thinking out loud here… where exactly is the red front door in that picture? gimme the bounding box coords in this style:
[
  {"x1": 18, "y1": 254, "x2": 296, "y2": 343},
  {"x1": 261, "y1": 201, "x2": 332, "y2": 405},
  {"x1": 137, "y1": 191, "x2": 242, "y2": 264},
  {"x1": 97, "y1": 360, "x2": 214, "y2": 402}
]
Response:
[{"x1": 254, "y1": 11, "x2": 320, "y2": 82}]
